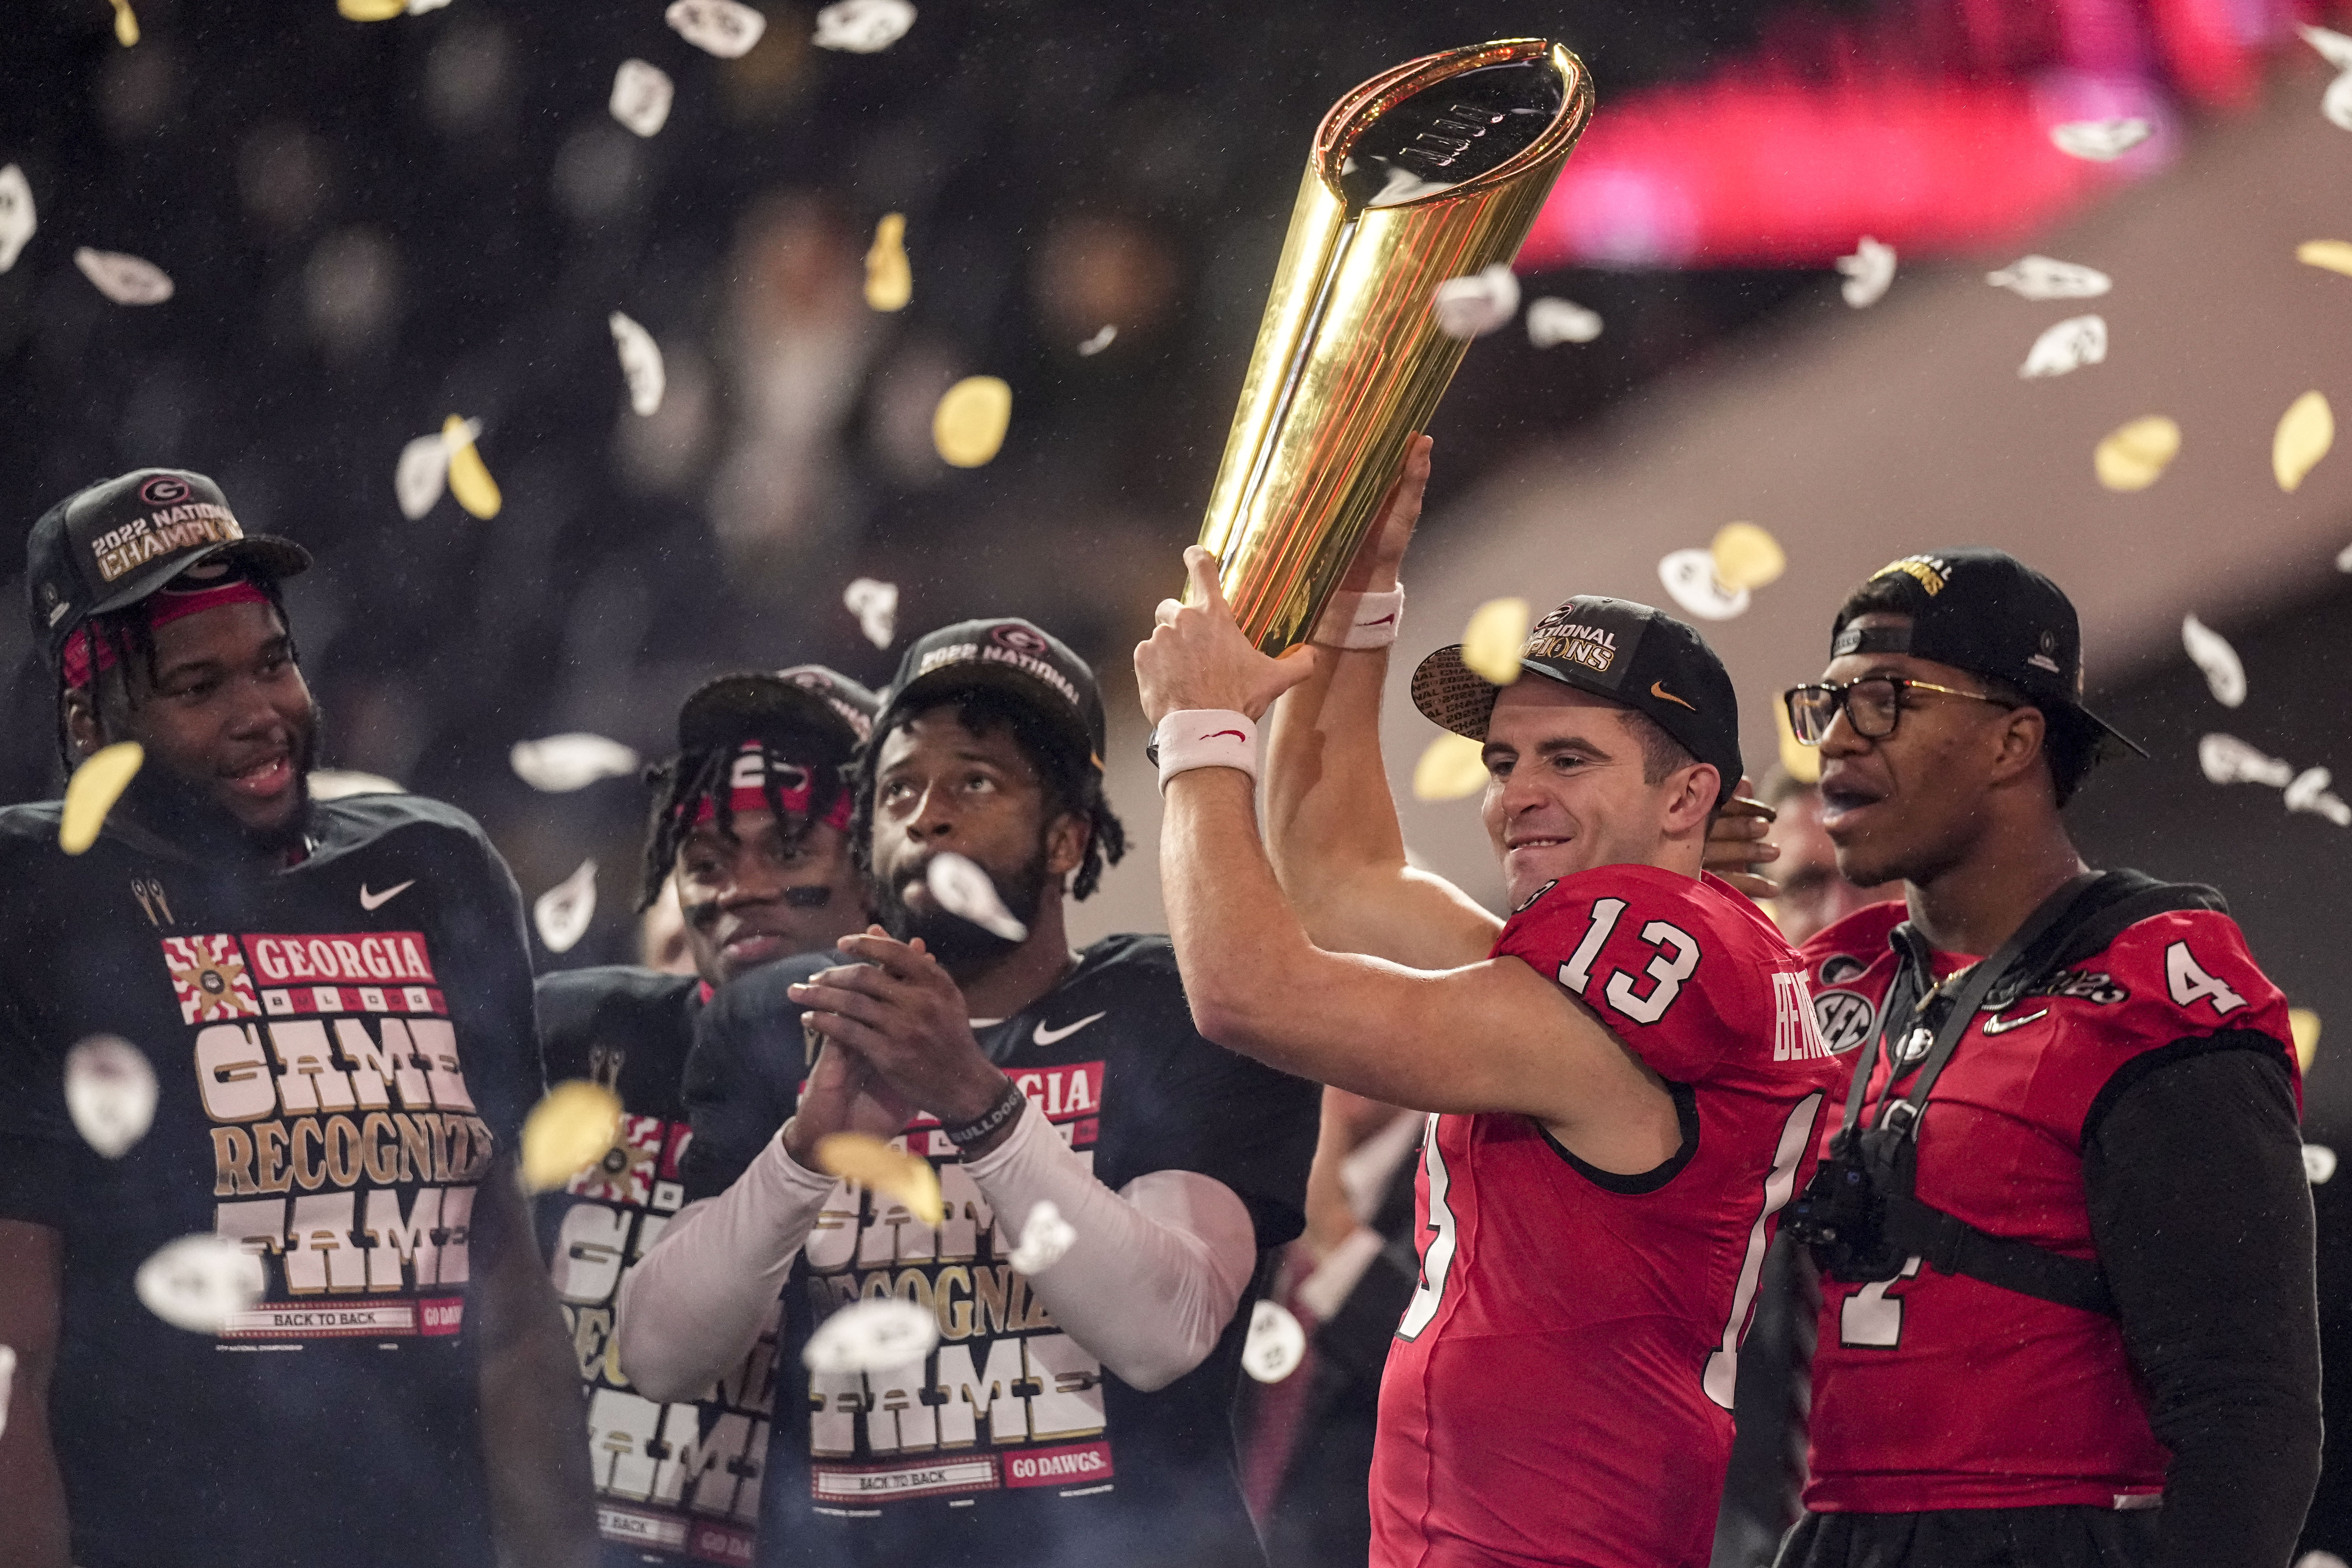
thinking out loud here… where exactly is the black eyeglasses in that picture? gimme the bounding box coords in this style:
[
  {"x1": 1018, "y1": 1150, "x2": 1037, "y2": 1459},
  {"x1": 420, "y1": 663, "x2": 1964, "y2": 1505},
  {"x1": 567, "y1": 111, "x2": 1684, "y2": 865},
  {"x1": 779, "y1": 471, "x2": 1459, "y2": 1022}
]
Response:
[{"x1": 1782, "y1": 676, "x2": 2015, "y2": 745}]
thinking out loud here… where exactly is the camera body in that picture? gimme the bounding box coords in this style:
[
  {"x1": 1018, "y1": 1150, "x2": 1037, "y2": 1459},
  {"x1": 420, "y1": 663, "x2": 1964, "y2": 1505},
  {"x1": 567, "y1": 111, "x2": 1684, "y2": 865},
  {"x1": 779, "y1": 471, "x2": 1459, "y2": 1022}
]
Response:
[{"x1": 1783, "y1": 1125, "x2": 1916, "y2": 1283}]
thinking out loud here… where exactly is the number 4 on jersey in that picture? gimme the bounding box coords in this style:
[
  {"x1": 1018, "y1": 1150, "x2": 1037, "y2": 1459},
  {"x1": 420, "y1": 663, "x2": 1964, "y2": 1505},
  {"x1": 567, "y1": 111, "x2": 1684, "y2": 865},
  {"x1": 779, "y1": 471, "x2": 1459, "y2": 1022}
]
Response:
[{"x1": 2165, "y1": 941, "x2": 2246, "y2": 1016}]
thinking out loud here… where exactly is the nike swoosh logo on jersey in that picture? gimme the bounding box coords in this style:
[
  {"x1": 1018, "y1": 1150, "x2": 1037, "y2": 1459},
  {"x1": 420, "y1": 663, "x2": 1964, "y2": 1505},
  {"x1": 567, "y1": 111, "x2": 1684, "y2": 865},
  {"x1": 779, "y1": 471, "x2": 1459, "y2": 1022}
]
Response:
[
  {"x1": 1032, "y1": 1011, "x2": 1107, "y2": 1047},
  {"x1": 1980, "y1": 1008, "x2": 2049, "y2": 1035},
  {"x1": 359, "y1": 880, "x2": 416, "y2": 912}
]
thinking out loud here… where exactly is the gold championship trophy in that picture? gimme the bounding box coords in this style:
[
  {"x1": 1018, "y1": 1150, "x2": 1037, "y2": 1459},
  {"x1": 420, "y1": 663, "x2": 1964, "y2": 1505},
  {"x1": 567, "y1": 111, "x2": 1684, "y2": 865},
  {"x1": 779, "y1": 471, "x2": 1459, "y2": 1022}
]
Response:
[{"x1": 1194, "y1": 39, "x2": 1594, "y2": 651}]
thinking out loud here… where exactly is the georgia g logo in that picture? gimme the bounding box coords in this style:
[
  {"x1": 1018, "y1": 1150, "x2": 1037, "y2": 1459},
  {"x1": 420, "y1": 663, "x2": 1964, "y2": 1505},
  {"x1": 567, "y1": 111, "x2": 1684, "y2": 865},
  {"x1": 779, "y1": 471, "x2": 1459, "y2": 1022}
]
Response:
[
  {"x1": 139, "y1": 475, "x2": 192, "y2": 506},
  {"x1": 990, "y1": 623, "x2": 1050, "y2": 657}
]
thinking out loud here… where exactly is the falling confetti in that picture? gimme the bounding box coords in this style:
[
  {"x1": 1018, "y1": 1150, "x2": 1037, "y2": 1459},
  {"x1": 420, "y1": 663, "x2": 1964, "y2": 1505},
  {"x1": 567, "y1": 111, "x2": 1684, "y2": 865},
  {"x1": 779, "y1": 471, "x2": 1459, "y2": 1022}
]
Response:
[
  {"x1": 108, "y1": 0, "x2": 138, "y2": 45},
  {"x1": 2198, "y1": 733, "x2": 2291, "y2": 788},
  {"x1": 2339, "y1": 540, "x2": 2352, "y2": 573},
  {"x1": 510, "y1": 732, "x2": 641, "y2": 791},
  {"x1": 1710, "y1": 522, "x2": 1785, "y2": 591},
  {"x1": 2305, "y1": 1144, "x2": 2337, "y2": 1184},
  {"x1": 64, "y1": 1035, "x2": 158, "y2": 1159},
  {"x1": 1985, "y1": 255, "x2": 2110, "y2": 300},
  {"x1": 0, "y1": 165, "x2": 32, "y2": 273},
  {"x1": 666, "y1": 0, "x2": 767, "y2": 57},
  {"x1": 608, "y1": 312, "x2": 666, "y2": 417},
  {"x1": 1775, "y1": 700, "x2": 1821, "y2": 785},
  {"x1": 2019, "y1": 314, "x2": 2107, "y2": 379},
  {"x1": 394, "y1": 417, "x2": 477, "y2": 520},
  {"x1": 814, "y1": 0, "x2": 918, "y2": 55},
  {"x1": 803, "y1": 1298, "x2": 939, "y2": 1374},
  {"x1": 933, "y1": 376, "x2": 1012, "y2": 468},
  {"x1": 1657, "y1": 548, "x2": 1750, "y2": 621},
  {"x1": 2274, "y1": 390, "x2": 2333, "y2": 492},
  {"x1": 814, "y1": 1132, "x2": 945, "y2": 1225},
  {"x1": 2303, "y1": 27, "x2": 2352, "y2": 130},
  {"x1": 74, "y1": 247, "x2": 173, "y2": 305},
  {"x1": 2050, "y1": 118, "x2": 2150, "y2": 161},
  {"x1": 0, "y1": 1344, "x2": 13, "y2": 1442},
  {"x1": 309, "y1": 769, "x2": 404, "y2": 799},
  {"x1": 1431, "y1": 264, "x2": 1520, "y2": 340},
  {"x1": 520, "y1": 1079, "x2": 623, "y2": 1191},
  {"x1": 1009, "y1": 1199, "x2": 1077, "y2": 1274},
  {"x1": 2304, "y1": 23, "x2": 2352, "y2": 70},
  {"x1": 338, "y1": 0, "x2": 409, "y2": 19},
  {"x1": 61, "y1": 741, "x2": 143, "y2": 855},
  {"x1": 2093, "y1": 415, "x2": 2180, "y2": 492},
  {"x1": 135, "y1": 1233, "x2": 265, "y2": 1335},
  {"x1": 926, "y1": 851, "x2": 1028, "y2": 942},
  {"x1": 2181, "y1": 616, "x2": 2246, "y2": 707},
  {"x1": 864, "y1": 213, "x2": 911, "y2": 312},
  {"x1": 1076, "y1": 325, "x2": 1117, "y2": 356},
  {"x1": 442, "y1": 415, "x2": 501, "y2": 519},
  {"x1": 1459, "y1": 598, "x2": 1530, "y2": 686},
  {"x1": 844, "y1": 577, "x2": 898, "y2": 648},
  {"x1": 1243, "y1": 1298, "x2": 1307, "y2": 1383},
  {"x1": 1411, "y1": 732, "x2": 1487, "y2": 801},
  {"x1": 2298, "y1": 240, "x2": 2352, "y2": 279},
  {"x1": 2284, "y1": 766, "x2": 2352, "y2": 825},
  {"x1": 608, "y1": 59, "x2": 674, "y2": 138},
  {"x1": 1836, "y1": 237, "x2": 1894, "y2": 308},
  {"x1": 533, "y1": 859, "x2": 599, "y2": 954},
  {"x1": 2293, "y1": 1008, "x2": 2323, "y2": 1072},
  {"x1": 1526, "y1": 296, "x2": 1602, "y2": 347}
]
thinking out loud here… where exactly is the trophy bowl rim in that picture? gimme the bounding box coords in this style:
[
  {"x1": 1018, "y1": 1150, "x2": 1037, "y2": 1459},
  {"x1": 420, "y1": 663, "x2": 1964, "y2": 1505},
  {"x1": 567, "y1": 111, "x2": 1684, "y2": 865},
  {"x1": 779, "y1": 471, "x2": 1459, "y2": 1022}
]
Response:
[{"x1": 1310, "y1": 37, "x2": 1595, "y2": 213}]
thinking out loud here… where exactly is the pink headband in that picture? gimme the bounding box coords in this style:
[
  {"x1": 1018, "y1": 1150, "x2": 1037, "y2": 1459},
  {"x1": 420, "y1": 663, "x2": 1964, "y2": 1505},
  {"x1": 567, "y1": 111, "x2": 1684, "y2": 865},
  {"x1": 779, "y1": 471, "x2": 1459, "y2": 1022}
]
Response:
[{"x1": 61, "y1": 580, "x2": 272, "y2": 689}]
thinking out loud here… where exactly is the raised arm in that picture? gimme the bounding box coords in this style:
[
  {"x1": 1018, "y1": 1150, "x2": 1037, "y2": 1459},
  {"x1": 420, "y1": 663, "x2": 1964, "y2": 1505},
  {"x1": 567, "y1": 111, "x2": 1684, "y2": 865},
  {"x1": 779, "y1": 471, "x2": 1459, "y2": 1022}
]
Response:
[{"x1": 1262, "y1": 436, "x2": 1500, "y2": 970}]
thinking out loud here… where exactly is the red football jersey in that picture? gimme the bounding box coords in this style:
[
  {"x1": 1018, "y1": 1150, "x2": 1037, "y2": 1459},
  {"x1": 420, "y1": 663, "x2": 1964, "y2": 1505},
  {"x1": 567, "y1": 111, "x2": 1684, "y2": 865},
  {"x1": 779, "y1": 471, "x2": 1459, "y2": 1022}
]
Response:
[
  {"x1": 1371, "y1": 867, "x2": 1843, "y2": 1568},
  {"x1": 1800, "y1": 899, "x2": 2299, "y2": 1513}
]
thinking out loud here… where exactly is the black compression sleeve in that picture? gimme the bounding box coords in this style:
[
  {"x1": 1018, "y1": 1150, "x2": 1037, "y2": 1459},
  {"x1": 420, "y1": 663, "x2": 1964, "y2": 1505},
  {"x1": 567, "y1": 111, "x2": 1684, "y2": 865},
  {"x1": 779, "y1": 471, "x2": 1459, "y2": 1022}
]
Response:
[{"x1": 2083, "y1": 1043, "x2": 2320, "y2": 1568}]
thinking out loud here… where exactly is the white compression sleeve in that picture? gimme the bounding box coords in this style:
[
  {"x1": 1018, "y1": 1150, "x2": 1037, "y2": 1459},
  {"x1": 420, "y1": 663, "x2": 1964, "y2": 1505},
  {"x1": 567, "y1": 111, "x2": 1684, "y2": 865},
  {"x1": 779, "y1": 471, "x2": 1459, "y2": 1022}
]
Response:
[
  {"x1": 960, "y1": 1102, "x2": 1259, "y2": 1392},
  {"x1": 616, "y1": 1132, "x2": 840, "y2": 1403}
]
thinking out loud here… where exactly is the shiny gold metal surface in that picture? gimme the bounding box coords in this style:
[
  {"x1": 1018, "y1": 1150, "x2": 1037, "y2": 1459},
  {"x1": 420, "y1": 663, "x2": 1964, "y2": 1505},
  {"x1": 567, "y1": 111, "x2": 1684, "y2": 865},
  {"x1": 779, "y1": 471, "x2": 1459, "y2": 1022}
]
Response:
[{"x1": 1194, "y1": 39, "x2": 1594, "y2": 652}]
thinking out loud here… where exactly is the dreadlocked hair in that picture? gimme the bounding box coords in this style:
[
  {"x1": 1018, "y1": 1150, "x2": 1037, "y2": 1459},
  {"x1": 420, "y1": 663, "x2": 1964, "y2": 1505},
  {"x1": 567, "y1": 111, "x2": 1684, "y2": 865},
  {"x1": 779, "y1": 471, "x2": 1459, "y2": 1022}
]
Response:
[
  {"x1": 846, "y1": 687, "x2": 1127, "y2": 902},
  {"x1": 637, "y1": 733, "x2": 852, "y2": 910},
  {"x1": 53, "y1": 573, "x2": 296, "y2": 778}
]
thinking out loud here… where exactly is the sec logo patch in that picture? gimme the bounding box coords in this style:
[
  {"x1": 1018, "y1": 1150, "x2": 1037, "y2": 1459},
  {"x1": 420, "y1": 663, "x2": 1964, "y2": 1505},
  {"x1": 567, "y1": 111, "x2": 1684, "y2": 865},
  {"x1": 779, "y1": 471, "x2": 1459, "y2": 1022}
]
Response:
[{"x1": 1813, "y1": 988, "x2": 1876, "y2": 1056}]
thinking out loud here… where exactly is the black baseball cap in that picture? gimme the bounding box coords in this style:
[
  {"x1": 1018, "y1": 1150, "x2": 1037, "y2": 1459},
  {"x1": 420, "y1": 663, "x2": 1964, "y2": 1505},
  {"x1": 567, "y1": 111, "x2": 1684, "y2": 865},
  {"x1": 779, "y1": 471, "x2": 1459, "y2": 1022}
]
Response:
[
  {"x1": 875, "y1": 618, "x2": 1107, "y2": 773},
  {"x1": 1829, "y1": 548, "x2": 2143, "y2": 756},
  {"x1": 1413, "y1": 595, "x2": 1744, "y2": 807},
  {"x1": 26, "y1": 468, "x2": 310, "y2": 667},
  {"x1": 675, "y1": 665, "x2": 879, "y2": 759}
]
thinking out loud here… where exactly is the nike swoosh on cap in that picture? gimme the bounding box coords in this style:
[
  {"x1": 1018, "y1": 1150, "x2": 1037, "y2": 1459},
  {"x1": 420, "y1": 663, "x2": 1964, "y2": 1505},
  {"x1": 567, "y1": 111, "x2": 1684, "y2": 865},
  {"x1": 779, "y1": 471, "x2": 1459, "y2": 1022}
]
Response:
[
  {"x1": 1649, "y1": 680, "x2": 1696, "y2": 711},
  {"x1": 359, "y1": 880, "x2": 416, "y2": 912},
  {"x1": 1032, "y1": 1011, "x2": 1107, "y2": 1047}
]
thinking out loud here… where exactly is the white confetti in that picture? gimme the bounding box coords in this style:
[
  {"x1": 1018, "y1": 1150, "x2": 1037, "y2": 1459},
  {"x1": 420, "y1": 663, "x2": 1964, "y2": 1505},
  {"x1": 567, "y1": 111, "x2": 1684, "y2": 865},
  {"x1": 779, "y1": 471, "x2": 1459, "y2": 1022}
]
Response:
[
  {"x1": 308, "y1": 769, "x2": 404, "y2": 799},
  {"x1": 926, "y1": 851, "x2": 1027, "y2": 942},
  {"x1": 2327, "y1": 73, "x2": 2352, "y2": 134},
  {"x1": 2050, "y1": 118, "x2": 2150, "y2": 161},
  {"x1": 1431, "y1": 263, "x2": 1520, "y2": 341},
  {"x1": 0, "y1": 1344, "x2": 14, "y2": 1442},
  {"x1": 534, "y1": 859, "x2": 598, "y2": 954},
  {"x1": 1657, "y1": 548, "x2": 1750, "y2": 621},
  {"x1": 1008, "y1": 1199, "x2": 1077, "y2": 1275},
  {"x1": 608, "y1": 311, "x2": 666, "y2": 417},
  {"x1": 1243, "y1": 1298, "x2": 1306, "y2": 1384},
  {"x1": 803, "y1": 1298, "x2": 939, "y2": 1374},
  {"x1": 2306, "y1": 1145, "x2": 2339, "y2": 1185},
  {"x1": 64, "y1": 1035, "x2": 157, "y2": 1159},
  {"x1": 1985, "y1": 255, "x2": 2111, "y2": 300},
  {"x1": 1076, "y1": 325, "x2": 1117, "y2": 356},
  {"x1": 408, "y1": 0, "x2": 455, "y2": 11},
  {"x1": 510, "y1": 733, "x2": 641, "y2": 792},
  {"x1": 2302, "y1": 24, "x2": 2352, "y2": 71},
  {"x1": 2181, "y1": 615, "x2": 2245, "y2": 707},
  {"x1": 1836, "y1": 236, "x2": 1895, "y2": 308},
  {"x1": 666, "y1": 0, "x2": 767, "y2": 58},
  {"x1": 2299, "y1": 1550, "x2": 2352, "y2": 1568},
  {"x1": 393, "y1": 420, "x2": 473, "y2": 521},
  {"x1": 2018, "y1": 314, "x2": 2107, "y2": 378},
  {"x1": 0, "y1": 165, "x2": 33, "y2": 273},
  {"x1": 2285, "y1": 767, "x2": 2352, "y2": 825},
  {"x1": 73, "y1": 246, "x2": 173, "y2": 306},
  {"x1": 608, "y1": 59, "x2": 674, "y2": 138},
  {"x1": 1526, "y1": 296, "x2": 1602, "y2": 347},
  {"x1": 843, "y1": 577, "x2": 898, "y2": 649},
  {"x1": 136, "y1": 1233, "x2": 265, "y2": 1335},
  {"x1": 814, "y1": 0, "x2": 917, "y2": 53},
  {"x1": 2198, "y1": 734, "x2": 2291, "y2": 788},
  {"x1": 2337, "y1": 540, "x2": 2352, "y2": 573}
]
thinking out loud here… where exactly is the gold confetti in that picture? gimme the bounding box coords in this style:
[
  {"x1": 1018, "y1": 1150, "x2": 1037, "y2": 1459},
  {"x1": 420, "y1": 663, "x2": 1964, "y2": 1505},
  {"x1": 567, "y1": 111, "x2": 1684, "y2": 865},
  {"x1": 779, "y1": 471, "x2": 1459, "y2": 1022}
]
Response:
[
  {"x1": 865, "y1": 213, "x2": 911, "y2": 312},
  {"x1": 1459, "y1": 598, "x2": 1529, "y2": 686},
  {"x1": 2298, "y1": 240, "x2": 2352, "y2": 278},
  {"x1": 1774, "y1": 701, "x2": 1820, "y2": 785},
  {"x1": 815, "y1": 1132, "x2": 944, "y2": 1225},
  {"x1": 2292, "y1": 1008, "x2": 2322, "y2": 1072},
  {"x1": 1412, "y1": 732, "x2": 1488, "y2": 801},
  {"x1": 337, "y1": 0, "x2": 408, "y2": 18},
  {"x1": 108, "y1": 0, "x2": 138, "y2": 45},
  {"x1": 933, "y1": 376, "x2": 1011, "y2": 468},
  {"x1": 2274, "y1": 390, "x2": 2333, "y2": 493},
  {"x1": 521, "y1": 1080, "x2": 623, "y2": 1192},
  {"x1": 61, "y1": 741, "x2": 142, "y2": 855},
  {"x1": 442, "y1": 414, "x2": 502, "y2": 519},
  {"x1": 2093, "y1": 415, "x2": 2180, "y2": 492},
  {"x1": 1710, "y1": 522, "x2": 1786, "y2": 592}
]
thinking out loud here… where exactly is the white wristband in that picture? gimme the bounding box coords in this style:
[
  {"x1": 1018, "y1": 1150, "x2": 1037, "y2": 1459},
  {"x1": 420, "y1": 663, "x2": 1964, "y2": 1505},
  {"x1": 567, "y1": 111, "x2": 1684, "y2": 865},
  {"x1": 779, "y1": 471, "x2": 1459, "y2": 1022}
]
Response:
[
  {"x1": 1312, "y1": 584, "x2": 1404, "y2": 649},
  {"x1": 1154, "y1": 710, "x2": 1258, "y2": 791}
]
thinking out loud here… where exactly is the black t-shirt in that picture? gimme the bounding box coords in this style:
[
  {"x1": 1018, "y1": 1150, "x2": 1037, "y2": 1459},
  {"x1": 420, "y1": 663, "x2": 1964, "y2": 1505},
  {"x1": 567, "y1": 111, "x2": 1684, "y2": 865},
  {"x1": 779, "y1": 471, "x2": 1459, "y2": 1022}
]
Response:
[
  {"x1": 682, "y1": 932, "x2": 1321, "y2": 1568},
  {"x1": 534, "y1": 965, "x2": 781, "y2": 1568},
  {"x1": 0, "y1": 793, "x2": 545, "y2": 1568}
]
